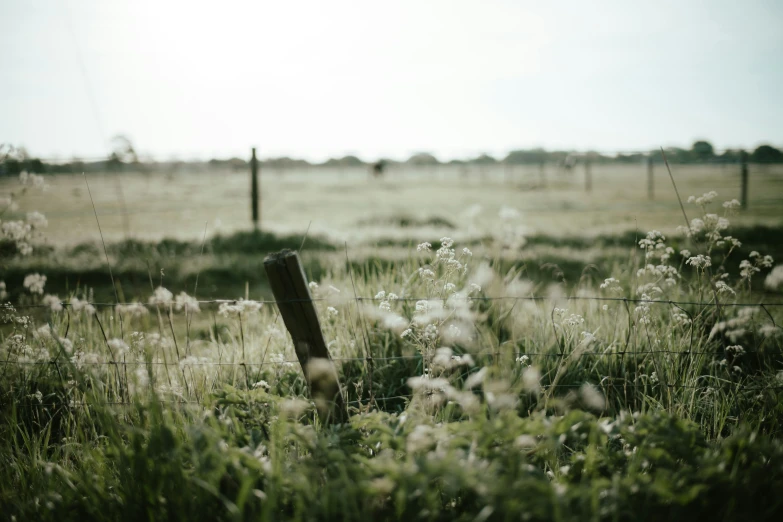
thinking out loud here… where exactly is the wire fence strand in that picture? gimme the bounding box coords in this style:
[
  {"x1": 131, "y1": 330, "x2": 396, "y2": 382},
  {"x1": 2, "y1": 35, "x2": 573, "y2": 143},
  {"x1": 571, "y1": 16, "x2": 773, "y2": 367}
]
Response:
[{"x1": 7, "y1": 295, "x2": 783, "y2": 310}]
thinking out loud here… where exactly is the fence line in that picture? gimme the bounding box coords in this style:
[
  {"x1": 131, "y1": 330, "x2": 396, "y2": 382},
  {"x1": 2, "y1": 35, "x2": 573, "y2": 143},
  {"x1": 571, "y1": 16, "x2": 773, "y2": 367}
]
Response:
[{"x1": 8, "y1": 295, "x2": 783, "y2": 310}]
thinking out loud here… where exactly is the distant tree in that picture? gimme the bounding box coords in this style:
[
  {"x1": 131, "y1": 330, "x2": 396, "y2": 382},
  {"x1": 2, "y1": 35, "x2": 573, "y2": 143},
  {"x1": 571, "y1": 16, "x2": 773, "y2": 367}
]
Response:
[
  {"x1": 338, "y1": 155, "x2": 365, "y2": 167},
  {"x1": 750, "y1": 144, "x2": 783, "y2": 164},
  {"x1": 718, "y1": 149, "x2": 739, "y2": 164},
  {"x1": 320, "y1": 156, "x2": 366, "y2": 168},
  {"x1": 615, "y1": 153, "x2": 645, "y2": 164},
  {"x1": 664, "y1": 147, "x2": 691, "y2": 164},
  {"x1": 262, "y1": 157, "x2": 309, "y2": 169},
  {"x1": 471, "y1": 153, "x2": 497, "y2": 165},
  {"x1": 691, "y1": 140, "x2": 715, "y2": 161},
  {"x1": 584, "y1": 151, "x2": 609, "y2": 163},
  {"x1": 0, "y1": 144, "x2": 41, "y2": 176},
  {"x1": 108, "y1": 135, "x2": 138, "y2": 170},
  {"x1": 504, "y1": 148, "x2": 548, "y2": 164},
  {"x1": 406, "y1": 152, "x2": 440, "y2": 166},
  {"x1": 25, "y1": 158, "x2": 45, "y2": 174}
]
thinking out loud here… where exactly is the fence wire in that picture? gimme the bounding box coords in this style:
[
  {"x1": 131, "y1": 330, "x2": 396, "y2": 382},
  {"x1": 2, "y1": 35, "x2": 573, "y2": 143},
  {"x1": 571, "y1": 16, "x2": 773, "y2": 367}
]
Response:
[
  {"x1": 5, "y1": 290, "x2": 783, "y2": 411},
  {"x1": 8, "y1": 295, "x2": 783, "y2": 309}
]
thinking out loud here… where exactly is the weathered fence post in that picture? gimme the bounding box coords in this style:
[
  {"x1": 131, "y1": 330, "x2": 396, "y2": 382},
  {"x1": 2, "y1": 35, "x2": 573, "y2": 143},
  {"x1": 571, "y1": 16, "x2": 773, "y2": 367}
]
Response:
[
  {"x1": 263, "y1": 249, "x2": 348, "y2": 424},
  {"x1": 251, "y1": 147, "x2": 260, "y2": 228},
  {"x1": 585, "y1": 158, "x2": 592, "y2": 192},
  {"x1": 740, "y1": 150, "x2": 749, "y2": 209},
  {"x1": 647, "y1": 155, "x2": 654, "y2": 200}
]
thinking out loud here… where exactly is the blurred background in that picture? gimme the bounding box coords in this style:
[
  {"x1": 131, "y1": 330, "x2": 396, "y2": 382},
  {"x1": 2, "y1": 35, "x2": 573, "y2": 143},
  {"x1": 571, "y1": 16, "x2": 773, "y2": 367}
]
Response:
[{"x1": 1, "y1": 0, "x2": 782, "y2": 246}]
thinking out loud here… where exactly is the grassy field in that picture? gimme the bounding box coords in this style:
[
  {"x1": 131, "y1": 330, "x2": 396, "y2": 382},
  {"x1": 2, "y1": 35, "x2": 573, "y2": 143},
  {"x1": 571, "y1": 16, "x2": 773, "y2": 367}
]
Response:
[
  {"x1": 2, "y1": 167, "x2": 783, "y2": 520},
  {"x1": 4, "y1": 163, "x2": 783, "y2": 245}
]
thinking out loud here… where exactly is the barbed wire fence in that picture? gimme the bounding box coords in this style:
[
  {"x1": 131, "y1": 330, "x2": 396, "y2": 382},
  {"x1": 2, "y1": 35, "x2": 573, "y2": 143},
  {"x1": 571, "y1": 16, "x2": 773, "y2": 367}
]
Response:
[
  {"x1": 6, "y1": 146, "x2": 780, "y2": 232},
  {"x1": 6, "y1": 292, "x2": 783, "y2": 411}
]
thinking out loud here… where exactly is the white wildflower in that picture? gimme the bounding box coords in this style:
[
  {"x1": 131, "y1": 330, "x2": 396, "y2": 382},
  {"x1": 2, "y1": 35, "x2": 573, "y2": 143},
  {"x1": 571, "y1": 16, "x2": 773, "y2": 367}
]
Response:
[
  {"x1": 580, "y1": 383, "x2": 606, "y2": 411},
  {"x1": 686, "y1": 255, "x2": 712, "y2": 269},
  {"x1": 26, "y1": 211, "x2": 47, "y2": 228},
  {"x1": 148, "y1": 286, "x2": 173, "y2": 306},
  {"x1": 117, "y1": 302, "x2": 149, "y2": 317},
  {"x1": 41, "y1": 294, "x2": 62, "y2": 312},
  {"x1": 23, "y1": 273, "x2": 46, "y2": 294},
  {"x1": 765, "y1": 266, "x2": 783, "y2": 290},
  {"x1": 464, "y1": 367, "x2": 487, "y2": 389},
  {"x1": 439, "y1": 237, "x2": 454, "y2": 248},
  {"x1": 715, "y1": 281, "x2": 736, "y2": 296},
  {"x1": 498, "y1": 206, "x2": 520, "y2": 220},
  {"x1": 107, "y1": 338, "x2": 129, "y2": 355},
  {"x1": 174, "y1": 292, "x2": 200, "y2": 313},
  {"x1": 599, "y1": 277, "x2": 622, "y2": 295},
  {"x1": 522, "y1": 366, "x2": 541, "y2": 394}
]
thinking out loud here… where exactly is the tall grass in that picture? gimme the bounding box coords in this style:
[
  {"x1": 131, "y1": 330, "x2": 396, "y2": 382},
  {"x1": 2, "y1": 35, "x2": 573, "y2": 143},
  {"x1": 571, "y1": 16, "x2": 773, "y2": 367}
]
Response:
[{"x1": 1, "y1": 184, "x2": 783, "y2": 520}]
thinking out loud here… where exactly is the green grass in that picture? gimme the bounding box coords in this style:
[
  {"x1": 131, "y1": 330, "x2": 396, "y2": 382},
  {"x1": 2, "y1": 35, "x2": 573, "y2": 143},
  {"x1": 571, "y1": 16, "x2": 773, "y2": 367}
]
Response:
[{"x1": 2, "y1": 179, "x2": 783, "y2": 520}]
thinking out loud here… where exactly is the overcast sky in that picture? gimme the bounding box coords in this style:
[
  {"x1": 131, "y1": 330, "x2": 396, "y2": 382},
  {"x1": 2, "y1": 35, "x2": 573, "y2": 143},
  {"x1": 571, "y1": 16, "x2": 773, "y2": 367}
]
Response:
[{"x1": 2, "y1": 0, "x2": 782, "y2": 161}]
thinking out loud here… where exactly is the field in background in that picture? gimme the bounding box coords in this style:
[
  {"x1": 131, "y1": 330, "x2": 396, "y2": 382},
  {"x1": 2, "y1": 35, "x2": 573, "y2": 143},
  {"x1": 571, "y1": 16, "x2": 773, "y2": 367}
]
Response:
[{"x1": 4, "y1": 163, "x2": 783, "y2": 247}]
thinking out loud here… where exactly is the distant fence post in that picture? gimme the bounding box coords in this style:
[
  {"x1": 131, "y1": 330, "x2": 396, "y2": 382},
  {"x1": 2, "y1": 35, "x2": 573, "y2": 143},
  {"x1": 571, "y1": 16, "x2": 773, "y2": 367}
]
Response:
[
  {"x1": 584, "y1": 158, "x2": 592, "y2": 192},
  {"x1": 251, "y1": 147, "x2": 260, "y2": 228},
  {"x1": 647, "y1": 156, "x2": 654, "y2": 200},
  {"x1": 740, "y1": 150, "x2": 749, "y2": 209},
  {"x1": 263, "y1": 249, "x2": 348, "y2": 424}
]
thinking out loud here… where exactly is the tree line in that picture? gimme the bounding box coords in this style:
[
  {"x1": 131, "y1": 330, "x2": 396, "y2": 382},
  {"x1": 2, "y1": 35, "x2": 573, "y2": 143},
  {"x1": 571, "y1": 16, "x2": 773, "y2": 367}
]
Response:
[{"x1": 2, "y1": 140, "x2": 782, "y2": 176}]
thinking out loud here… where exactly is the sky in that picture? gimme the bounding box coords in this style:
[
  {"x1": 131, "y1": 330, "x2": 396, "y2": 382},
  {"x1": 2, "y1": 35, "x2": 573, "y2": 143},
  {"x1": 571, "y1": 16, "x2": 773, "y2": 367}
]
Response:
[{"x1": 1, "y1": 0, "x2": 782, "y2": 162}]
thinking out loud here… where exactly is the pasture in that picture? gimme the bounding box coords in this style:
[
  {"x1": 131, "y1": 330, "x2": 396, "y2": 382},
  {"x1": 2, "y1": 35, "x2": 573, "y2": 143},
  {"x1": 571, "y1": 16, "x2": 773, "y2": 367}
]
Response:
[
  {"x1": 2, "y1": 163, "x2": 783, "y2": 521},
  {"x1": 9, "y1": 162, "x2": 783, "y2": 245}
]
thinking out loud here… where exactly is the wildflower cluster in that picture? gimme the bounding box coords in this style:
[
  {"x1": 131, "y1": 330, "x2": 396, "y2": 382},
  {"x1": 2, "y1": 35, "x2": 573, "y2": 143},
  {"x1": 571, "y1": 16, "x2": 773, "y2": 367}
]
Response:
[
  {"x1": 218, "y1": 299, "x2": 263, "y2": 317},
  {"x1": 0, "y1": 172, "x2": 49, "y2": 255},
  {"x1": 739, "y1": 251, "x2": 774, "y2": 284},
  {"x1": 391, "y1": 238, "x2": 479, "y2": 376},
  {"x1": 636, "y1": 230, "x2": 679, "y2": 296}
]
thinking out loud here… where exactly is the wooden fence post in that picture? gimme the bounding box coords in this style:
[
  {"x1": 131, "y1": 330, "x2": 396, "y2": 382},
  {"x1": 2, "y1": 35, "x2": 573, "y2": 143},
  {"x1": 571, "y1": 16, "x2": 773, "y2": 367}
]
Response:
[
  {"x1": 740, "y1": 150, "x2": 749, "y2": 209},
  {"x1": 251, "y1": 147, "x2": 260, "y2": 228},
  {"x1": 263, "y1": 249, "x2": 348, "y2": 424},
  {"x1": 585, "y1": 158, "x2": 592, "y2": 192},
  {"x1": 647, "y1": 156, "x2": 654, "y2": 200}
]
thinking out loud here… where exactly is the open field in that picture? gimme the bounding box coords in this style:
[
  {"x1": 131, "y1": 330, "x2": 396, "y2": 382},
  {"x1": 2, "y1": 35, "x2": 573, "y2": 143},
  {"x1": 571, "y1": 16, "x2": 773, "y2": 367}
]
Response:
[
  {"x1": 4, "y1": 163, "x2": 783, "y2": 246},
  {"x1": 2, "y1": 166, "x2": 783, "y2": 520}
]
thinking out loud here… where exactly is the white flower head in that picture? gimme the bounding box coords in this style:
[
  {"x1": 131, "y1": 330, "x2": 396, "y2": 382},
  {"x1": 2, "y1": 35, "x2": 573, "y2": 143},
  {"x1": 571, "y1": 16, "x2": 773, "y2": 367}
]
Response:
[
  {"x1": 174, "y1": 292, "x2": 200, "y2": 313},
  {"x1": 42, "y1": 294, "x2": 62, "y2": 312},
  {"x1": 148, "y1": 286, "x2": 173, "y2": 306},
  {"x1": 439, "y1": 237, "x2": 454, "y2": 248},
  {"x1": 23, "y1": 273, "x2": 46, "y2": 294}
]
